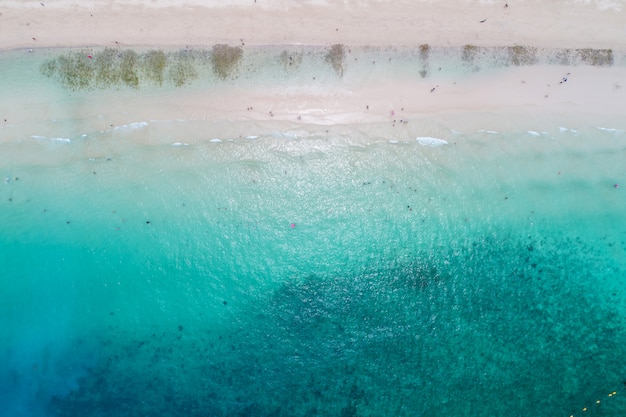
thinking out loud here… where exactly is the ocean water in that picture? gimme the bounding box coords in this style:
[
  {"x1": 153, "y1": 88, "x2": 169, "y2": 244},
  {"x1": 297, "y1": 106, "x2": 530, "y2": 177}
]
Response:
[{"x1": 1, "y1": 46, "x2": 626, "y2": 417}]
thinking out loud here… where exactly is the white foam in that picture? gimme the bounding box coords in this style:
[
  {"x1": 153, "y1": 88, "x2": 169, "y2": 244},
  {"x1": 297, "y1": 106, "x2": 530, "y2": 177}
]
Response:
[
  {"x1": 527, "y1": 131, "x2": 541, "y2": 137},
  {"x1": 209, "y1": 138, "x2": 222, "y2": 143},
  {"x1": 415, "y1": 137, "x2": 448, "y2": 147},
  {"x1": 245, "y1": 135, "x2": 258, "y2": 140},
  {"x1": 170, "y1": 142, "x2": 188, "y2": 146},
  {"x1": 114, "y1": 121, "x2": 149, "y2": 130},
  {"x1": 597, "y1": 127, "x2": 624, "y2": 133},
  {"x1": 31, "y1": 135, "x2": 71, "y2": 143}
]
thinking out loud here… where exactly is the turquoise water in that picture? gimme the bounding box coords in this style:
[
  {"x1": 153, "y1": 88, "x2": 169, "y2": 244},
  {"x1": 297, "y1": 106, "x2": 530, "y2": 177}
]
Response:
[{"x1": 1, "y1": 48, "x2": 626, "y2": 417}]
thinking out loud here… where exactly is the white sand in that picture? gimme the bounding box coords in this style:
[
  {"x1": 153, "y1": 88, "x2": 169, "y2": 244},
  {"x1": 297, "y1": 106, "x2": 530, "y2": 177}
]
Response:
[{"x1": 1, "y1": 0, "x2": 625, "y2": 51}]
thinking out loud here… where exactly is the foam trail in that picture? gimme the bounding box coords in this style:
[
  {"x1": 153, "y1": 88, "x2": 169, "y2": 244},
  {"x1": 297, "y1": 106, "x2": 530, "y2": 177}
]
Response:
[
  {"x1": 114, "y1": 122, "x2": 149, "y2": 130},
  {"x1": 416, "y1": 136, "x2": 448, "y2": 146},
  {"x1": 31, "y1": 135, "x2": 72, "y2": 143}
]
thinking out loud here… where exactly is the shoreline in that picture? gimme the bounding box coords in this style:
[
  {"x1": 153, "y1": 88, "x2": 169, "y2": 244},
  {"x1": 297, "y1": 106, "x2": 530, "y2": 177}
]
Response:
[
  {"x1": 1, "y1": 1, "x2": 625, "y2": 144},
  {"x1": 1, "y1": 45, "x2": 625, "y2": 138}
]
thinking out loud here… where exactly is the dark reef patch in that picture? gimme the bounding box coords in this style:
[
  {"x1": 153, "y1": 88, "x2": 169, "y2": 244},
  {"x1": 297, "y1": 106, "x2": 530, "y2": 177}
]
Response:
[{"x1": 47, "y1": 232, "x2": 626, "y2": 417}]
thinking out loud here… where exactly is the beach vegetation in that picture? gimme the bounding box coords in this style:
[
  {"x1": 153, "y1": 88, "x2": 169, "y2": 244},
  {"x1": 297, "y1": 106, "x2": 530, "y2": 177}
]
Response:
[
  {"x1": 142, "y1": 50, "x2": 167, "y2": 85},
  {"x1": 325, "y1": 44, "x2": 346, "y2": 77},
  {"x1": 507, "y1": 45, "x2": 537, "y2": 66},
  {"x1": 577, "y1": 48, "x2": 613, "y2": 66},
  {"x1": 211, "y1": 44, "x2": 243, "y2": 80}
]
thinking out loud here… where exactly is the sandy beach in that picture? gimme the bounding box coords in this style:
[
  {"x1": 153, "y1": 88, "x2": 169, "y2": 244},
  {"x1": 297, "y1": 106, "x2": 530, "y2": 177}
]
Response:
[
  {"x1": 1, "y1": 0, "x2": 625, "y2": 137},
  {"x1": 1, "y1": 0, "x2": 626, "y2": 51}
]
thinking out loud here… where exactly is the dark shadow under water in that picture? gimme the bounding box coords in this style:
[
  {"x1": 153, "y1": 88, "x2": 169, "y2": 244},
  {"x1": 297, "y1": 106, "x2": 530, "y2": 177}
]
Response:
[{"x1": 47, "y1": 231, "x2": 626, "y2": 417}]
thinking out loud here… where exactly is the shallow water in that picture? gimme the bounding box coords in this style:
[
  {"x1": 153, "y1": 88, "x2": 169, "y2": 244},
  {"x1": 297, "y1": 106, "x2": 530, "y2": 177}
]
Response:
[{"x1": 1, "y1": 47, "x2": 626, "y2": 417}]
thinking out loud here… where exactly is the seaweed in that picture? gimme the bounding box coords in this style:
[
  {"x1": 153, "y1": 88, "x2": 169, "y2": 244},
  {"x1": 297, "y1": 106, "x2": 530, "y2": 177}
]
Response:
[
  {"x1": 507, "y1": 45, "x2": 537, "y2": 66},
  {"x1": 119, "y1": 50, "x2": 140, "y2": 88},
  {"x1": 419, "y1": 44, "x2": 430, "y2": 62},
  {"x1": 418, "y1": 44, "x2": 430, "y2": 78},
  {"x1": 325, "y1": 44, "x2": 346, "y2": 77},
  {"x1": 142, "y1": 50, "x2": 168, "y2": 85},
  {"x1": 462, "y1": 44, "x2": 478, "y2": 65},
  {"x1": 58, "y1": 51, "x2": 95, "y2": 90},
  {"x1": 39, "y1": 58, "x2": 57, "y2": 78},
  {"x1": 167, "y1": 50, "x2": 199, "y2": 87},
  {"x1": 94, "y1": 48, "x2": 119, "y2": 87},
  {"x1": 41, "y1": 48, "x2": 195, "y2": 89},
  {"x1": 211, "y1": 44, "x2": 243, "y2": 80},
  {"x1": 39, "y1": 44, "x2": 618, "y2": 92},
  {"x1": 577, "y1": 48, "x2": 613, "y2": 66}
]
